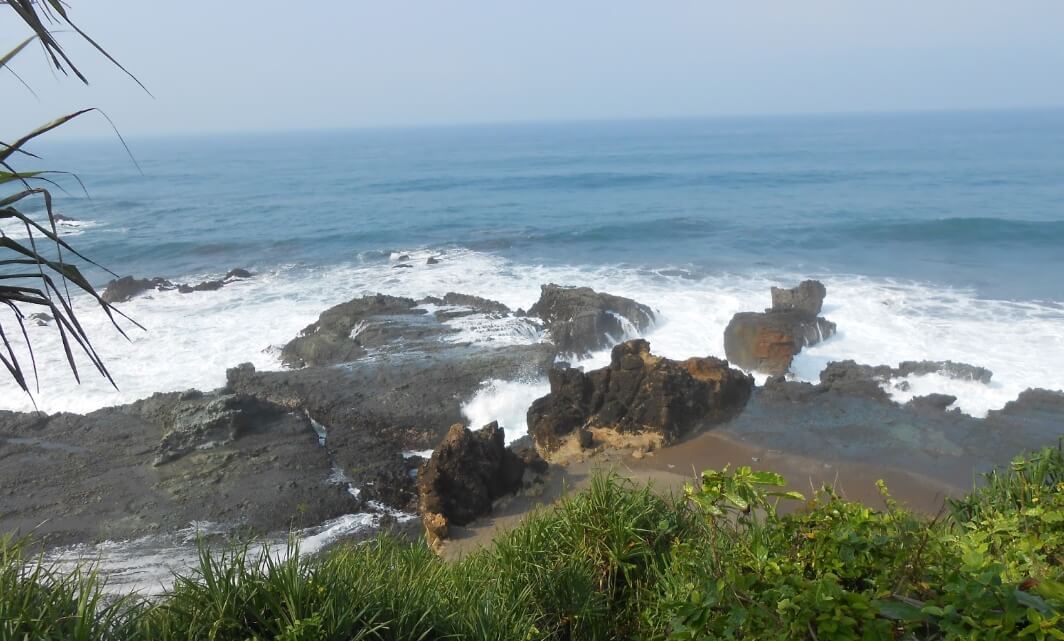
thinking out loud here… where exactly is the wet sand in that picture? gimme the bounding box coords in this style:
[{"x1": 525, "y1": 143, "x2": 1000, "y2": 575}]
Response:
[{"x1": 440, "y1": 428, "x2": 963, "y2": 560}]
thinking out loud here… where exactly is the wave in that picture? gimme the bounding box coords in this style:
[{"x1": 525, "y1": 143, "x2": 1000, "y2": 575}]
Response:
[
  {"x1": 822, "y1": 217, "x2": 1064, "y2": 246},
  {"x1": 2, "y1": 248, "x2": 1062, "y2": 422}
]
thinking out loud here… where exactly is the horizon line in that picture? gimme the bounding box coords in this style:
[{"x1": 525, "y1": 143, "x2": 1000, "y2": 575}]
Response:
[{"x1": 34, "y1": 103, "x2": 1064, "y2": 145}]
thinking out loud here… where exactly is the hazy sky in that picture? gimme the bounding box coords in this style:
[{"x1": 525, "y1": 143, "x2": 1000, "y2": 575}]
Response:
[{"x1": 3, "y1": 1, "x2": 1064, "y2": 137}]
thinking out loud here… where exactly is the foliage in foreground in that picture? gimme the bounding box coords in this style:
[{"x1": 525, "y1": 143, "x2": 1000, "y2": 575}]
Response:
[{"x1": 2, "y1": 445, "x2": 1063, "y2": 641}]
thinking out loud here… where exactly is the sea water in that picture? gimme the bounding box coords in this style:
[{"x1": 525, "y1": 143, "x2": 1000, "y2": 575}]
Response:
[{"x1": 2, "y1": 111, "x2": 1063, "y2": 421}]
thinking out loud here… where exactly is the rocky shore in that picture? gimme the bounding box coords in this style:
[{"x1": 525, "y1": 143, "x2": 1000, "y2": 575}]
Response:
[{"x1": 1, "y1": 279, "x2": 1062, "y2": 554}]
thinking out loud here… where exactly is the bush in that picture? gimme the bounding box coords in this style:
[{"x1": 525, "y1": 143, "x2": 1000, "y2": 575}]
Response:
[{"x1": 2, "y1": 447, "x2": 1062, "y2": 640}]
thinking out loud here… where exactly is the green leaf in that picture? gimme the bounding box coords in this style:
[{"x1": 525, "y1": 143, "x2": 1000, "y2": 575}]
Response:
[{"x1": 873, "y1": 599, "x2": 927, "y2": 622}]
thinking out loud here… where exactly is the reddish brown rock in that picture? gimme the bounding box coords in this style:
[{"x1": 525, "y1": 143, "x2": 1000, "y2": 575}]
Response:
[{"x1": 723, "y1": 310, "x2": 836, "y2": 375}]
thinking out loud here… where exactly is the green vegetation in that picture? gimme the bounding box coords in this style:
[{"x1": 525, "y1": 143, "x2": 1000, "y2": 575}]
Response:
[{"x1": 3, "y1": 445, "x2": 1063, "y2": 640}]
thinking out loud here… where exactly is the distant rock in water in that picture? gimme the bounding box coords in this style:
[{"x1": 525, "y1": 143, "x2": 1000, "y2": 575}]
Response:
[
  {"x1": 426, "y1": 256, "x2": 440, "y2": 265},
  {"x1": 770, "y1": 279, "x2": 827, "y2": 315},
  {"x1": 28, "y1": 312, "x2": 53, "y2": 326},
  {"x1": 528, "y1": 284, "x2": 655, "y2": 357},
  {"x1": 101, "y1": 276, "x2": 177, "y2": 303},
  {"x1": 102, "y1": 269, "x2": 255, "y2": 303},
  {"x1": 724, "y1": 280, "x2": 836, "y2": 375},
  {"x1": 417, "y1": 421, "x2": 532, "y2": 545},
  {"x1": 527, "y1": 339, "x2": 753, "y2": 459}
]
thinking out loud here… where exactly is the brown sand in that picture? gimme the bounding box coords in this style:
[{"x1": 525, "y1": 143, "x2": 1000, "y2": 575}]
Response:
[{"x1": 440, "y1": 429, "x2": 962, "y2": 561}]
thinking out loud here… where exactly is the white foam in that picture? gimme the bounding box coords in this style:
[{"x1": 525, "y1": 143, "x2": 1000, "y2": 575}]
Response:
[
  {"x1": 461, "y1": 377, "x2": 552, "y2": 443},
  {"x1": 0, "y1": 216, "x2": 100, "y2": 240},
  {"x1": 44, "y1": 507, "x2": 416, "y2": 596},
  {"x1": 2, "y1": 249, "x2": 1062, "y2": 420}
]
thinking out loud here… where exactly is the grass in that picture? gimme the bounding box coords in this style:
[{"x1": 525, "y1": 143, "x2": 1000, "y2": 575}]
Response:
[{"x1": 2, "y1": 445, "x2": 1063, "y2": 640}]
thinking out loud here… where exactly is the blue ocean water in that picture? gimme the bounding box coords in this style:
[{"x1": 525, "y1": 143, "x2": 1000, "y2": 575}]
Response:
[
  {"x1": 4, "y1": 109, "x2": 1064, "y2": 415},
  {"x1": 22, "y1": 109, "x2": 1064, "y2": 300}
]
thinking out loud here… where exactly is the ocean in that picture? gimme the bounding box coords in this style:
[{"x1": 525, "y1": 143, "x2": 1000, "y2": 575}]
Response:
[{"x1": 3, "y1": 109, "x2": 1064, "y2": 429}]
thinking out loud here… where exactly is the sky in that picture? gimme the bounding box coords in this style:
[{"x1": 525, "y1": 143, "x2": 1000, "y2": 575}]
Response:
[{"x1": 3, "y1": 1, "x2": 1064, "y2": 138}]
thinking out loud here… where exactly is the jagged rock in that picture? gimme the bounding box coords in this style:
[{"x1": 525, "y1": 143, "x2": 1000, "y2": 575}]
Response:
[
  {"x1": 724, "y1": 311, "x2": 836, "y2": 375},
  {"x1": 528, "y1": 339, "x2": 753, "y2": 457},
  {"x1": 102, "y1": 269, "x2": 255, "y2": 303},
  {"x1": 907, "y1": 393, "x2": 958, "y2": 412},
  {"x1": 426, "y1": 256, "x2": 440, "y2": 265},
  {"x1": 53, "y1": 213, "x2": 77, "y2": 222},
  {"x1": 28, "y1": 312, "x2": 53, "y2": 326},
  {"x1": 991, "y1": 388, "x2": 1064, "y2": 417},
  {"x1": 896, "y1": 360, "x2": 993, "y2": 384},
  {"x1": 528, "y1": 284, "x2": 655, "y2": 356},
  {"x1": 770, "y1": 280, "x2": 827, "y2": 315},
  {"x1": 101, "y1": 276, "x2": 176, "y2": 303},
  {"x1": 417, "y1": 421, "x2": 526, "y2": 542}
]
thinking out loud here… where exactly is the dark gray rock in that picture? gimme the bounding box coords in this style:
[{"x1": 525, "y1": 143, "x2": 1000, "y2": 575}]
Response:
[
  {"x1": 417, "y1": 421, "x2": 526, "y2": 542},
  {"x1": 528, "y1": 284, "x2": 655, "y2": 357},
  {"x1": 907, "y1": 393, "x2": 958, "y2": 412},
  {"x1": 896, "y1": 361, "x2": 993, "y2": 384},
  {"x1": 0, "y1": 392, "x2": 354, "y2": 546},
  {"x1": 101, "y1": 276, "x2": 176, "y2": 303},
  {"x1": 770, "y1": 280, "x2": 827, "y2": 315}
]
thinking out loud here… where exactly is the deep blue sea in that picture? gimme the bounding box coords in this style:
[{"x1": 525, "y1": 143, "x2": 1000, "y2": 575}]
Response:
[{"x1": 4, "y1": 109, "x2": 1064, "y2": 417}]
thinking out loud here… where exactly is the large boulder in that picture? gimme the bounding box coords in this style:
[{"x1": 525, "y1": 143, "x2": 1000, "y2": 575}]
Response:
[
  {"x1": 527, "y1": 339, "x2": 753, "y2": 458},
  {"x1": 417, "y1": 421, "x2": 526, "y2": 544},
  {"x1": 528, "y1": 284, "x2": 655, "y2": 357},
  {"x1": 770, "y1": 280, "x2": 827, "y2": 315},
  {"x1": 280, "y1": 294, "x2": 442, "y2": 367},
  {"x1": 724, "y1": 311, "x2": 836, "y2": 375}
]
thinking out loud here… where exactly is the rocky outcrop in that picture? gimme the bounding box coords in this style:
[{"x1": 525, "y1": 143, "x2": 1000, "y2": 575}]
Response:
[
  {"x1": 770, "y1": 280, "x2": 827, "y2": 315},
  {"x1": 528, "y1": 284, "x2": 655, "y2": 357},
  {"x1": 417, "y1": 422, "x2": 528, "y2": 544},
  {"x1": 102, "y1": 269, "x2": 254, "y2": 303},
  {"x1": 0, "y1": 391, "x2": 353, "y2": 546},
  {"x1": 817, "y1": 359, "x2": 994, "y2": 400},
  {"x1": 724, "y1": 311, "x2": 836, "y2": 376},
  {"x1": 724, "y1": 281, "x2": 837, "y2": 375},
  {"x1": 528, "y1": 339, "x2": 753, "y2": 458},
  {"x1": 102, "y1": 276, "x2": 177, "y2": 303}
]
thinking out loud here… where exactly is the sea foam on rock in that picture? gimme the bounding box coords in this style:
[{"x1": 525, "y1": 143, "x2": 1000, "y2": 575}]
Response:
[
  {"x1": 527, "y1": 339, "x2": 753, "y2": 460},
  {"x1": 724, "y1": 279, "x2": 836, "y2": 375}
]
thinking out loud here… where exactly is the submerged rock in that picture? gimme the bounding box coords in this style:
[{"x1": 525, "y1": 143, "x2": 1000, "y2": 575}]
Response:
[
  {"x1": 101, "y1": 276, "x2": 177, "y2": 303},
  {"x1": 528, "y1": 339, "x2": 753, "y2": 458},
  {"x1": 528, "y1": 284, "x2": 655, "y2": 357},
  {"x1": 417, "y1": 421, "x2": 527, "y2": 545},
  {"x1": 102, "y1": 269, "x2": 255, "y2": 303}
]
